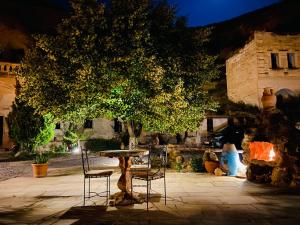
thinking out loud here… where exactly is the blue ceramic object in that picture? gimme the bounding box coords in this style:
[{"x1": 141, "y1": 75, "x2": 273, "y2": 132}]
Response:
[{"x1": 221, "y1": 144, "x2": 240, "y2": 176}]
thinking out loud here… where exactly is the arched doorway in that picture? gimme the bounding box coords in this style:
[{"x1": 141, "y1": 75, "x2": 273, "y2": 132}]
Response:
[{"x1": 275, "y1": 88, "x2": 296, "y2": 107}]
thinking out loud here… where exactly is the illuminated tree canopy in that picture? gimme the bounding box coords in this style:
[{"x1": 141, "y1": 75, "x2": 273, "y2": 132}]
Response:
[{"x1": 19, "y1": 0, "x2": 219, "y2": 136}]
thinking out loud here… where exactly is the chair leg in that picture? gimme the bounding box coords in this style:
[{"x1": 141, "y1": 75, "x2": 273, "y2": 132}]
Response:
[
  {"x1": 131, "y1": 177, "x2": 133, "y2": 204},
  {"x1": 106, "y1": 176, "x2": 109, "y2": 205},
  {"x1": 109, "y1": 176, "x2": 111, "y2": 197},
  {"x1": 164, "y1": 176, "x2": 166, "y2": 205},
  {"x1": 88, "y1": 177, "x2": 91, "y2": 197},
  {"x1": 146, "y1": 180, "x2": 149, "y2": 211},
  {"x1": 83, "y1": 177, "x2": 86, "y2": 206}
]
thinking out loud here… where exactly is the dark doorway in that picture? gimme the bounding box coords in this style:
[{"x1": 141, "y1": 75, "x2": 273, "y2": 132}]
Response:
[
  {"x1": 0, "y1": 116, "x2": 3, "y2": 146},
  {"x1": 207, "y1": 118, "x2": 213, "y2": 133}
]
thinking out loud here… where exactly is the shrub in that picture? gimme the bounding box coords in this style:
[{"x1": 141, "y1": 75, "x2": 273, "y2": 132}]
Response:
[
  {"x1": 49, "y1": 144, "x2": 67, "y2": 153},
  {"x1": 47, "y1": 144, "x2": 69, "y2": 158},
  {"x1": 175, "y1": 162, "x2": 183, "y2": 172},
  {"x1": 7, "y1": 99, "x2": 55, "y2": 152},
  {"x1": 190, "y1": 157, "x2": 205, "y2": 172},
  {"x1": 63, "y1": 130, "x2": 78, "y2": 147},
  {"x1": 33, "y1": 152, "x2": 49, "y2": 164}
]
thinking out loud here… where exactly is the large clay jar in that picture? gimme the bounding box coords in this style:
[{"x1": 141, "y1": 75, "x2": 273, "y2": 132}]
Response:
[
  {"x1": 204, "y1": 160, "x2": 219, "y2": 173},
  {"x1": 261, "y1": 87, "x2": 276, "y2": 110},
  {"x1": 221, "y1": 144, "x2": 239, "y2": 176}
]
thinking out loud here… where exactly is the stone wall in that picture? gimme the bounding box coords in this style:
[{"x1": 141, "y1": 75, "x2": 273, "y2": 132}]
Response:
[
  {"x1": 0, "y1": 74, "x2": 16, "y2": 149},
  {"x1": 54, "y1": 118, "x2": 116, "y2": 141},
  {"x1": 226, "y1": 39, "x2": 258, "y2": 106},
  {"x1": 227, "y1": 31, "x2": 300, "y2": 107}
]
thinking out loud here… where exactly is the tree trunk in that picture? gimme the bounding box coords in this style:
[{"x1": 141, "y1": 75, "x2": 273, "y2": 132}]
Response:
[{"x1": 126, "y1": 121, "x2": 138, "y2": 150}]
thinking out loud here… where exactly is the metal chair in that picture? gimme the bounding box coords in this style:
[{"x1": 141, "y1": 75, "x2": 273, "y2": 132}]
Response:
[
  {"x1": 130, "y1": 145, "x2": 167, "y2": 210},
  {"x1": 80, "y1": 144, "x2": 113, "y2": 206}
]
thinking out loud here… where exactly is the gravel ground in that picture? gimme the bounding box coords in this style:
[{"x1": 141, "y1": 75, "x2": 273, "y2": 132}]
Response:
[{"x1": 0, "y1": 153, "x2": 118, "y2": 181}]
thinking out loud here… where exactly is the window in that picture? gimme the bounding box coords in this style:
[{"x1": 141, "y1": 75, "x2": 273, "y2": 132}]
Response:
[
  {"x1": 287, "y1": 53, "x2": 296, "y2": 69},
  {"x1": 55, "y1": 123, "x2": 61, "y2": 129},
  {"x1": 84, "y1": 119, "x2": 93, "y2": 129},
  {"x1": 207, "y1": 118, "x2": 213, "y2": 133},
  {"x1": 114, "y1": 118, "x2": 122, "y2": 133},
  {"x1": 271, "y1": 53, "x2": 279, "y2": 69}
]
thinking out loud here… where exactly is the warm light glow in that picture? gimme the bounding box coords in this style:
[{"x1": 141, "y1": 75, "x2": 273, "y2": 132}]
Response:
[
  {"x1": 269, "y1": 148, "x2": 276, "y2": 161},
  {"x1": 249, "y1": 142, "x2": 275, "y2": 161}
]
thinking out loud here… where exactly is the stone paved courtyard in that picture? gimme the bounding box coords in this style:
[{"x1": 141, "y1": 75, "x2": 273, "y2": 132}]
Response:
[{"x1": 1, "y1": 157, "x2": 300, "y2": 225}]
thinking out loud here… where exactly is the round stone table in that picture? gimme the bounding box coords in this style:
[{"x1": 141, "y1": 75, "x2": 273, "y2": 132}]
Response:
[{"x1": 99, "y1": 149, "x2": 148, "y2": 205}]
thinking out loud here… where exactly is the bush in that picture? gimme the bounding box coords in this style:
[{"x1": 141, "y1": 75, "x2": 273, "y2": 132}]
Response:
[
  {"x1": 7, "y1": 99, "x2": 55, "y2": 152},
  {"x1": 63, "y1": 130, "x2": 78, "y2": 148},
  {"x1": 47, "y1": 144, "x2": 69, "y2": 158},
  {"x1": 33, "y1": 152, "x2": 49, "y2": 164},
  {"x1": 175, "y1": 162, "x2": 183, "y2": 172},
  {"x1": 190, "y1": 157, "x2": 205, "y2": 172},
  {"x1": 84, "y1": 138, "x2": 121, "y2": 152},
  {"x1": 49, "y1": 144, "x2": 67, "y2": 153}
]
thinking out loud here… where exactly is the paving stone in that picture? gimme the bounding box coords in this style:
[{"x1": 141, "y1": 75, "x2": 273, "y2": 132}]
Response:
[{"x1": 1, "y1": 166, "x2": 300, "y2": 225}]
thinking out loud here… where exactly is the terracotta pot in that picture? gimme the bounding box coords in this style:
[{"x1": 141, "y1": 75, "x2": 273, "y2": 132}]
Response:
[
  {"x1": 204, "y1": 161, "x2": 219, "y2": 173},
  {"x1": 261, "y1": 95, "x2": 276, "y2": 109},
  {"x1": 261, "y1": 87, "x2": 276, "y2": 109},
  {"x1": 32, "y1": 163, "x2": 48, "y2": 178}
]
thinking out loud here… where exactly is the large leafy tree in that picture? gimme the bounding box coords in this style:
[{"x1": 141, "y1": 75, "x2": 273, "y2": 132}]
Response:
[{"x1": 19, "y1": 0, "x2": 219, "y2": 145}]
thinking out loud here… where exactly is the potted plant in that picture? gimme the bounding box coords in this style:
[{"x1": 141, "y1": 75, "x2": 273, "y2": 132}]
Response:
[{"x1": 32, "y1": 152, "x2": 49, "y2": 178}]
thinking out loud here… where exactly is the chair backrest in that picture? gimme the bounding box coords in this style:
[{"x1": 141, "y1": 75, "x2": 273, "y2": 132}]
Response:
[
  {"x1": 131, "y1": 145, "x2": 149, "y2": 165},
  {"x1": 79, "y1": 140, "x2": 90, "y2": 174},
  {"x1": 148, "y1": 145, "x2": 167, "y2": 175}
]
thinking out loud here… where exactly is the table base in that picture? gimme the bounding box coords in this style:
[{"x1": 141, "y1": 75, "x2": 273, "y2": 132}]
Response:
[{"x1": 109, "y1": 191, "x2": 145, "y2": 206}]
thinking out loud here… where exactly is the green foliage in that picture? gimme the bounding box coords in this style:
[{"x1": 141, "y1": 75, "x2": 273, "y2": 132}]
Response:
[
  {"x1": 220, "y1": 100, "x2": 260, "y2": 119},
  {"x1": 190, "y1": 157, "x2": 205, "y2": 172},
  {"x1": 33, "y1": 152, "x2": 49, "y2": 164},
  {"x1": 175, "y1": 162, "x2": 183, "y2": 172},
  {"x1": 49, "y1": 144, "x2": 67, "y2": 153},
  {"x1": 63, "y1": 130, "x2": 78, "y2": 147},
  {"x1": 84, "y1": 138, "x2": 121, "y2": 152},
  {"x1": 19, "y1": 0, "x2": 219, "y2": 135},
  {"x1": 277, "y1": 94, "x2": 300, "y2": 124},
  {"x1": 33, "y1": 114, "x2": 56, "y2": 149},
  {"x1": 7, "y1": 99, "x2": 55, "y2": 152}
]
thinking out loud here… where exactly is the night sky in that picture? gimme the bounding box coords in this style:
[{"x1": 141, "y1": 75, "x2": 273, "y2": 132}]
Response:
[
  {"x1": 52, "y1": 0, "x2": 281, "y2": 27},
  {"x1": 168, "y1": 0, "x2": 281, "y2": 27}
]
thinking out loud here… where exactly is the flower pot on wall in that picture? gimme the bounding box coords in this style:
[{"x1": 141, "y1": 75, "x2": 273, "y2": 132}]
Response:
[
  {"x1": 32, "y1": 163, "x2": 48, "y2": 177},
  {"x1": 261, "y1": 87, "x2": 276, "y2": 110}
]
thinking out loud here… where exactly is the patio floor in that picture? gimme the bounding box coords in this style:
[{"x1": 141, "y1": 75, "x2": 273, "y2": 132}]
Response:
[{"x1": 1, "y1": 160, "x2": 300, "y2": 225}]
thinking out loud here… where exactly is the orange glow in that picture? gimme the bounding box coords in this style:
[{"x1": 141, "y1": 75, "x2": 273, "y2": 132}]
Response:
[{"x1": 249, "y1": 142, "x2": 275, "y2": 161}]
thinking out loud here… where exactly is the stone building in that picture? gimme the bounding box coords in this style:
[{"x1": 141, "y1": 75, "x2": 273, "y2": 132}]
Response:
[
  {"x1": 0, "y1": 62, "x2": 19, "y2": 149},
  {"x1": 226, "y1": 31, "x2": 300, "y2": 107},
  {"x1": 0, "y1": 61, "x2": 118, "y2": 150}
]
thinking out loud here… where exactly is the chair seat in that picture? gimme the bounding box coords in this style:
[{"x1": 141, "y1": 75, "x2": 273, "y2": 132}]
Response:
[
  {"x1": 85, "y1": 170, "x2": 113, "y2": 177},
  {"x1": 131, "y1": 170, "x2": 164, "y2": 180},
  {"x1": 130, "y1": 164, "x2": 150, "y2": 170}
]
